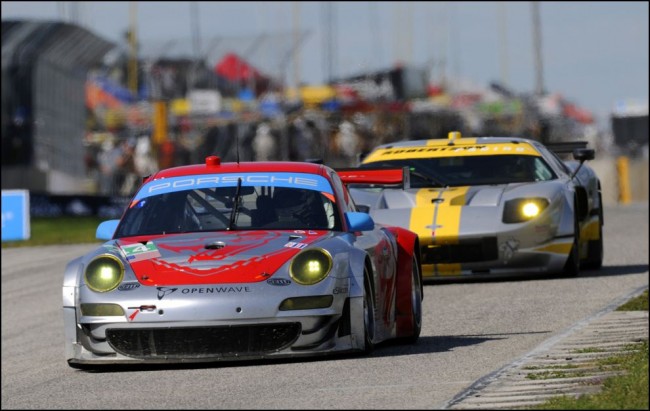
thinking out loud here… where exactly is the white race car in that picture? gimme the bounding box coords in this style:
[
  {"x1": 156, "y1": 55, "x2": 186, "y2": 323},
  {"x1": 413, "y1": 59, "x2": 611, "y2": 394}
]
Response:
[{"x1": 62, "y1": 158, "x2": 422, "y2": 368}]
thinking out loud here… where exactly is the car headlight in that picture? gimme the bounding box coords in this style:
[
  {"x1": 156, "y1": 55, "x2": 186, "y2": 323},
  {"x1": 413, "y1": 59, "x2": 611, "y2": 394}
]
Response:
[
  {"x1": 84, "y1": 254, "x2": 124, "y2": 292},
  {"x1": 289, "y1": 248, "x2": 333, "y2": 285},
  {"x1": 503, "y1": 198, "x2": 549, "y2": 223}
]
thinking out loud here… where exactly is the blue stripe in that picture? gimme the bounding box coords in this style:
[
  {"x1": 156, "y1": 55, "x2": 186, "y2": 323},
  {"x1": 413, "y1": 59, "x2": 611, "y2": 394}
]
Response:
[{"x1": 134, "y1": 172, "x2": 333, "y2": 200}]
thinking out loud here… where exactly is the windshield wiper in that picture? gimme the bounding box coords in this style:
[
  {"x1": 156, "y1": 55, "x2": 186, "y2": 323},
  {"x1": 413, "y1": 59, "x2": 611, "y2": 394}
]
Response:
[{"x1": 227, "y1": 178, "x2": 243, "y2": 231}]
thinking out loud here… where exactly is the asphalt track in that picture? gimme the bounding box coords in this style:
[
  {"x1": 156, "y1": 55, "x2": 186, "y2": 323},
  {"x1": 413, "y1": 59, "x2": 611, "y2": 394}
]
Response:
[{"x1": 1, "y1": 204, "x2": 648, "y2": 409}]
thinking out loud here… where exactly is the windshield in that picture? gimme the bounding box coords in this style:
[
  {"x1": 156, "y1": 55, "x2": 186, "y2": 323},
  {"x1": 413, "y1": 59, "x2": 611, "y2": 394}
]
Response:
[
  {"x1": 114, "y1": 173, "x2": 341, "y2": 238},
  {"x1": 360, "y1": 154, "x2": 556, "y2": 188}
]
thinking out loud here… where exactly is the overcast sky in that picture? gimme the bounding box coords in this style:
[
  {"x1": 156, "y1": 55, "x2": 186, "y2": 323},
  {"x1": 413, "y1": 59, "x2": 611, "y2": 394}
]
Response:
[{"x1": 2, "y1": 1, "x2": 648, "y2": 129}]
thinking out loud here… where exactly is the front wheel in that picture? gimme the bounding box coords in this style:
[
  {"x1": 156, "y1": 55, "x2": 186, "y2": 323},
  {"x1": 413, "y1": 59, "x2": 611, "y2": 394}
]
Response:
[
  {"x1": 402, "y1": 255, "x2": 422, "y2": 344},
  {"x1": 563, "y1": 213, "x2": 580, "y2": 277},
  {"x1": 583, "y1": 199, "x2": 604, "y2": 270},
  {"x1": 362, "y1": 270, "x2": 376, "y2": 354}
]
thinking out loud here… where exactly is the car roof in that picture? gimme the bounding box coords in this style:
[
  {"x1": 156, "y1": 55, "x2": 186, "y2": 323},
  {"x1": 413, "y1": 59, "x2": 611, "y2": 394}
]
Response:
[
  {"x1": 372, "y1": 135, "x2": 538, "y2": 149},
  {"x1": 147, "y1": 158, "x2": 331, "y2": 181}
]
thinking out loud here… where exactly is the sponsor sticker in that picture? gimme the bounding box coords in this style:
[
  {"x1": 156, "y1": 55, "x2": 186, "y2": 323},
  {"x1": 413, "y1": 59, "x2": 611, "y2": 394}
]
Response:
[
  {"x1": 267, "y1": 278, "x2": 292, "y2": 286},
  {"x1": 122, "y1": 242, "x2": 161, "y2": 262},
  {"x1": 118, "y1": 283, "x2": 141, "y2": 291}
]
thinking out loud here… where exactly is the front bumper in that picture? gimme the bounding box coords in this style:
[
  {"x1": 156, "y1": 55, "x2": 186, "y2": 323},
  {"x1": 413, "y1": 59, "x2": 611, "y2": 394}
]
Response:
[
  {"x1": 419, "y1": 234, "x2": 573, "y2": 279},
  {"x1": 63, "y1": 290, "x2": 365, "y2": 366}
]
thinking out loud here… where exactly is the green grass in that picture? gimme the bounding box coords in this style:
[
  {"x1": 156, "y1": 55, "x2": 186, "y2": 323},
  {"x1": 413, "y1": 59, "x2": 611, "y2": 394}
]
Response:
[
  {"x1": 616, "y1": 290, "x2": 649, "y2": 311},
  {"x1": 525, "y1": 369, "x2": 587, "y2": 380},
  {"x1": 1, "y1": 216, "x2": 104, "y2": 248},
  {"x1": 529, "y1": 341, "x2": 648, "y2": 410},
  {"x1": 571, "y1": 347, "x2": 606, "y2": 354},
  {"x1": 530, "y1": 290, "x2": 649, "y2": 410},
  {"x1": 523, "y1": 364, "x2": 580, "y2": 370}
]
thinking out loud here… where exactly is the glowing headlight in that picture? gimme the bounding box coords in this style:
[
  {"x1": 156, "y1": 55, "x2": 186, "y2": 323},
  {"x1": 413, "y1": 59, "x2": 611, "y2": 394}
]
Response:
[
  {"x1": 84, "y1": 254, "x2": 124, "y2": 292},
  {"x1": 289, "y1": 248, "x2": 333, "y2": 285},
  {"x1": 522, "y1": 202, "x2": 540, "y2": 218},
  {"x1": 503, "y1": 198, "x2": 549, "y2": 224}
]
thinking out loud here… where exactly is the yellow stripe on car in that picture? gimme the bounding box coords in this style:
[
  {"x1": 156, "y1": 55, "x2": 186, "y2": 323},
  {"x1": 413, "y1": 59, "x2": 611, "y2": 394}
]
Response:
[
  {"x1": 580, "y1": 216, "x2": 601, "y2": 241},
  {"x1": 533, "y1": 240, "x2": 573, "y2": 255},
  {"x1": 409, "y1": 186, "x2": 470, "y2": 277}
]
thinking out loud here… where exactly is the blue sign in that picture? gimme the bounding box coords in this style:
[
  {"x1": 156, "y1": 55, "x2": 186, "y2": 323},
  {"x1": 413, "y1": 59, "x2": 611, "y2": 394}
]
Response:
[{"x1": 2, "y1": 190, "x2": 30, "y2": 241}]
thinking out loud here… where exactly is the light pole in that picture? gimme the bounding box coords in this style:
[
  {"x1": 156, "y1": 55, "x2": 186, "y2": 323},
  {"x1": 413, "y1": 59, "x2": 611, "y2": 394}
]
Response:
[
  {"x1": 531, "y1": 1, "x2": 545, "y2": 96},
  {"x1": 128, "y1": 1, "x2": 138, "y2": 97}
]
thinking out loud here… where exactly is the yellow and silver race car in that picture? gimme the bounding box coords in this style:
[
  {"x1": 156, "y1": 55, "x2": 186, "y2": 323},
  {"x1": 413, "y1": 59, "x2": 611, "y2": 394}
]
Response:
[{"x1": 339, "y1": 131, "x2": 603, "y2": 280}]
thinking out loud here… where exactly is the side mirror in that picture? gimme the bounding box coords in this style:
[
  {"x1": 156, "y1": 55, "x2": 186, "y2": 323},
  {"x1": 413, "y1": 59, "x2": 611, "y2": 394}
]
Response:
[
  {"x1": 96, "y1": 220, "x2": 120, "y2": 240},
  {"x1": 356, "y1": 204, "x2": 371, "y2": 214},
  {"x1": 570, "y1": 148, "x2": 595, "y2": 179},
  {"x1": 573, "y1": 148, "x2": 595, "y2": 162},
  {"x1": 345, "y1": 211, "x2": 375, "y2": 232}
]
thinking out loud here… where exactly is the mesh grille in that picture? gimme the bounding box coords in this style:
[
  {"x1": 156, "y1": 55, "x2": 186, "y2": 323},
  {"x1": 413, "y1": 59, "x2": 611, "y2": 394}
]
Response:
[
  {"x1": 422, "y1": 237, "x2": 498, "y2": 264},
  {"x1": 106, "y1": 323, "x2": 301, "y2": 359}
]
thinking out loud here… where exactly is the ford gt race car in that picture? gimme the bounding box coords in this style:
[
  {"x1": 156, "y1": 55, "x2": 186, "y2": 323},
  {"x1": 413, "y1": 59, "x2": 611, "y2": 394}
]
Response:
[
  {"x1": 340, "y1": 131, "x2": 603, "y2": 280},
  {"x1": 62, "y1": 157, "x2": 422, "y2": 368}
]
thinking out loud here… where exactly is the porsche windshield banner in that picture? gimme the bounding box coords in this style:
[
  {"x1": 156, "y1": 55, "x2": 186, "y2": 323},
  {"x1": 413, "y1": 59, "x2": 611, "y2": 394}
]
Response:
[{"x1": 134, "y1": 172, "x2": 334, "y2": 200}]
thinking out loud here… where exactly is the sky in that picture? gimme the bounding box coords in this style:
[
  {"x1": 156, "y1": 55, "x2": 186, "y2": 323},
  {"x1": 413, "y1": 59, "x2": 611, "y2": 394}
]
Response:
[{"x1": 2, "y1": 1, "x2": 648, "y2": 130}]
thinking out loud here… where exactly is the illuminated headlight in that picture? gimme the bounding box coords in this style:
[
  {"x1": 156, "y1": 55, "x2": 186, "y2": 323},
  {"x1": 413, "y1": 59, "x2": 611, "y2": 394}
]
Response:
[
  {"x1": 503, "y1": 198, "x2": 549, "y2": 223},
  {"x1": 289, "y1": 248, "x2": 333, "y2": 285},
  {"x1": 84, "y1": 254, "x2": 124, "y2": 292}
]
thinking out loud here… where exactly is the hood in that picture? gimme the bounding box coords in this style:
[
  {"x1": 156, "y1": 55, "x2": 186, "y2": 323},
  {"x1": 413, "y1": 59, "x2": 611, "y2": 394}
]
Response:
[
  {"x1": 362, "y1": 181, "x2": 562, "y2": 209},
  {"x1": 355, "y1": 182, "x2": 563, "y2": 242},
  {"x1": 114, "y1": 230, "x2": 332, "y2": 286}
]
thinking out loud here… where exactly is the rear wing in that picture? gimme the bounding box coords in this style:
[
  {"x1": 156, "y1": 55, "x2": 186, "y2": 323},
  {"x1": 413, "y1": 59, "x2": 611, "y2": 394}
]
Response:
[
  {"x1": 336, "y1": 166, "x2": 410, "y2": 189},
  {"x1": 544, "y1": 140, "x2": 595, "y2": 165}
]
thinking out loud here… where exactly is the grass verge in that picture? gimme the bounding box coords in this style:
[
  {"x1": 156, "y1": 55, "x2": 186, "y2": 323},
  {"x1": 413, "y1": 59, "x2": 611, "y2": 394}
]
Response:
[
  {"x1": 1, "y1": 216, "x2": 104, "y2": 248},
  {"x1": 530, "y1": 290, "x2": 649, "y2": 410}
]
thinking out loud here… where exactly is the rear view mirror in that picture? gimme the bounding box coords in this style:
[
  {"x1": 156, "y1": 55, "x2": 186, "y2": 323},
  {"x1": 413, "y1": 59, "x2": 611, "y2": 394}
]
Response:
[
  {"x1": 345, "y1": 211, "x2": 374, "y2": 232},
  {"x1": 573, "y1": 148, "x2": 595, "y2": 162},
  {"x1": 96, "y1": 220, "x2": 120, "y2": 240}
]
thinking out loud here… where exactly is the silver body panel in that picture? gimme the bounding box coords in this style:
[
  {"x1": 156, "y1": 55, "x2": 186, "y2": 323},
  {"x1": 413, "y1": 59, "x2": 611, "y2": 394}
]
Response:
[
  {"x1": 349, "y1": 136, "x2": 603, "y2": 279},
  {"x1": 63, "y1": 228, "x2": 404, "y2": 365}
]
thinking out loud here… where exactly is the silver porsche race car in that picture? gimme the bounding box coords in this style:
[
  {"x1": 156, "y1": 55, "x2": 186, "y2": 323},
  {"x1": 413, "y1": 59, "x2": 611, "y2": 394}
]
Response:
[
  {"x1": 339, "y1": 131, "x2": 604, "y2": 280},
  {"x1": 62, "y1": 157, "x2": 422, "y2": 368}
]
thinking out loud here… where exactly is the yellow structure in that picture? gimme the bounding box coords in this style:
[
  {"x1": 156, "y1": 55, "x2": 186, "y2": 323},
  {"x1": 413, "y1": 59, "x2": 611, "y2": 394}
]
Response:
[
  {"x1": 152, "y1": 101, "x2": 168, "y2": 146},
  {"x1": 616, "y1": 156, "x2": 631, "y2": 204}
]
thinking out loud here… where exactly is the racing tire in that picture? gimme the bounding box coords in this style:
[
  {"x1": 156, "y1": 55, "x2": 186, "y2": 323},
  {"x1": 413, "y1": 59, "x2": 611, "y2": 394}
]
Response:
[
  {"x1": 582, "y1": 202, "x2": 604, "y2": 270},
  {"x1": 362, "y1": 269, "x2": 376, "y2": 355},
  {"x1": 563, "y1": 212, "x2": 580, "y2": 277},
  {"x1": 402, "y1": 255, "x2": 423, "y2": 344}
]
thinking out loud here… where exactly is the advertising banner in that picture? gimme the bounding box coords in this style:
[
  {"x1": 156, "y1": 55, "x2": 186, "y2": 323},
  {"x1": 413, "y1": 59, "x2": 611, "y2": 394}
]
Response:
[{"x1": 2, "y1": 190, "x2": 30, "y2": 241}]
